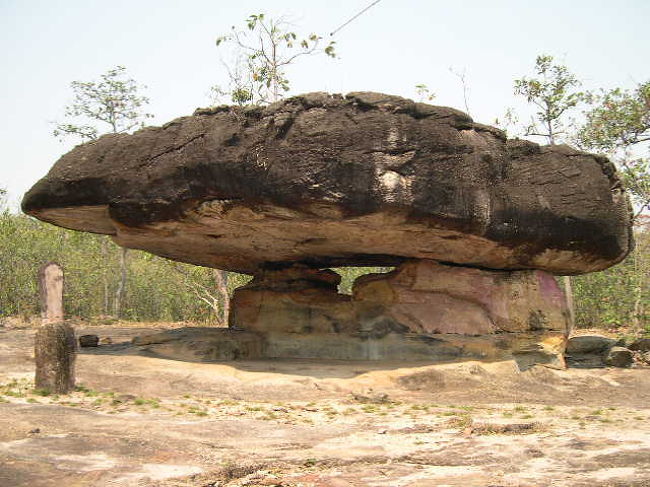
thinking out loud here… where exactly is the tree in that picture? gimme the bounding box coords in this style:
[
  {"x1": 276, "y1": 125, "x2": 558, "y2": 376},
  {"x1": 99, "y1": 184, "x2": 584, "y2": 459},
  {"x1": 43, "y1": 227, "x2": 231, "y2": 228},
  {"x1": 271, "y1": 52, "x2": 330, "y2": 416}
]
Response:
[
  {"x1": 54, "y1": 66, "x2": 153, "y2": 141},
  {"x1": 578, "y1": 81, "x2": 650, "y2": 217},
  {"x1": 53, "y1": 66, "x2": 153, "y2": 318},
  {"x1": 213, "y1": 13, "x2": 336, "y2": 105},
  {"x1": 573, "y1": 226, "x2": 649, "y2": 333},
  {"x1": 513, "y1": 54, "x2": 587, "y2": 145},
  {"x1": 512, "y1": 54, "x2": 590, "y2": 327},
  {"x1": 576, "y1": 81, "x2": 650, "y2": 331}
]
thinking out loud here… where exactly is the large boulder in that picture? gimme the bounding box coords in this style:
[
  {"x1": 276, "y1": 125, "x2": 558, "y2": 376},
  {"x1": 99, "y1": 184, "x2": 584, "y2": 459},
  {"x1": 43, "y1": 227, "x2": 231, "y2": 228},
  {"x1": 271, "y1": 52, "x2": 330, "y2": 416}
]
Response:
[
  {"x1": 23, "y1": 92, "x2": 632, "y2": 275},
  {"x1": 352, "y1": 260, "x2": 570, "y2": 336}
]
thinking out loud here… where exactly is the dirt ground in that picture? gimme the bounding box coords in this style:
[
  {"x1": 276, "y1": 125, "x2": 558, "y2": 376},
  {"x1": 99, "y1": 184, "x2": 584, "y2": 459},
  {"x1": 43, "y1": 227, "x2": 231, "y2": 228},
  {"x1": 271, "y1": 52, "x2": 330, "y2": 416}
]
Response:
[{"x1": 1, "y1": 325, "x2": 649, "y2": 487}]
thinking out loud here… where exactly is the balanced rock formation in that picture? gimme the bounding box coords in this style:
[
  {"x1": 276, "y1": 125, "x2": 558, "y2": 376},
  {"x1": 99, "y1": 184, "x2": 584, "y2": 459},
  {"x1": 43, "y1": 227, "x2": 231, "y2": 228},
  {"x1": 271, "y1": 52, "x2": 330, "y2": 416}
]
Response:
[
  {"x1": 23, "y1": 92, "x2": 632, "y2": 275},
  {"x1": 23, "y1": 92, "x2": 634, "y2": 367}
]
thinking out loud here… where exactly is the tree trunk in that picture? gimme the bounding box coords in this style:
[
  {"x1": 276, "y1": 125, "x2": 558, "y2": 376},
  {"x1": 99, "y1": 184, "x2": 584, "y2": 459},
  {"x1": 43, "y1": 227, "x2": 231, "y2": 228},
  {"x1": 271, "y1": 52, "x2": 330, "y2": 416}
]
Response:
[
  {"x1": 632, "y1": 247, "x2": 642, "y2": 331},
  {"x1": 214, "y1": 269, "x2": 230, "y2": 325},
  {"x1": 563, "y1": 275, "x2": 575, "y2": 333},
  {"x1": 35, "y1": 322, "x2": 76, "y2": 394},
  {"x1": 100, "y1": 237, "x2": 110, "y2": 316},
  {"x1": 113, "y1": 247, "x2": 128, "y2": 318}
]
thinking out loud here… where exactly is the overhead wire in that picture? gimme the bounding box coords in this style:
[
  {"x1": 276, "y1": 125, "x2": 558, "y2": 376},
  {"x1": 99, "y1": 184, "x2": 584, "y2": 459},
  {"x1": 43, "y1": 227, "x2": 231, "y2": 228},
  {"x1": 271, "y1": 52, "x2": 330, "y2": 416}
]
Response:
[{"x1": 329, "y1": 0, "x2": 382, "y2": 36}]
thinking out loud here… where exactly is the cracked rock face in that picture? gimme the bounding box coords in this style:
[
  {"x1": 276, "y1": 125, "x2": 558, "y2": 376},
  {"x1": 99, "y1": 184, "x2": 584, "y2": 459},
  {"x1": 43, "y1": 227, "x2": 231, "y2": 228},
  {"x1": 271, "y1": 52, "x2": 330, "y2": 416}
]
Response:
[{"x1": 23, "y1": 92, "x2": 633, "y2": 275}]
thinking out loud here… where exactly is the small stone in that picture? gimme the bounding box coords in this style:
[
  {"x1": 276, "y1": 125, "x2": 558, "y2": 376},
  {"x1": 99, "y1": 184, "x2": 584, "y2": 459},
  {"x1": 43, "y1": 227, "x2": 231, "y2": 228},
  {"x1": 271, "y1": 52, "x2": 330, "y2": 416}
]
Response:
[
  {"x1": 28, "y1": 428, "x2": 41, "y2": 434},
  {"x1": 629, "y1": 338, "x2": 650, "y2": 352},
  {"x1": 566, "y1": 335, "x2": 616, "y2": 355},
  {"x1": 604, "y1": 346, "x2": 634, "y2": 368},
  {"x1": 78, "y1": 335, "x2": 99, "y2": 347},
  {"x1": 114, "y1": 394, "x2": 136, "y2": 403}
]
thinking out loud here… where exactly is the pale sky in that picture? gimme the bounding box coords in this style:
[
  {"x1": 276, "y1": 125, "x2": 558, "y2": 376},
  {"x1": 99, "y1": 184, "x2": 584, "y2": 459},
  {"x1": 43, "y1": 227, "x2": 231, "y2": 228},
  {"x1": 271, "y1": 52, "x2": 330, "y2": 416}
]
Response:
[{"x1": 1, "y1": 0, "x2": 649, "y2": 207}]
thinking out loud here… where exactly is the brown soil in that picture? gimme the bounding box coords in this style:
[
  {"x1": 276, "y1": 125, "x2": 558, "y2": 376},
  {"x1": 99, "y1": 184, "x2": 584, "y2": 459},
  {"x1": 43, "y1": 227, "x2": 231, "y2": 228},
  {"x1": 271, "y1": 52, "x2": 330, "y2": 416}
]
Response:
[{"x1": 1, "y1": 325, "x2": 649, "y2": 486}]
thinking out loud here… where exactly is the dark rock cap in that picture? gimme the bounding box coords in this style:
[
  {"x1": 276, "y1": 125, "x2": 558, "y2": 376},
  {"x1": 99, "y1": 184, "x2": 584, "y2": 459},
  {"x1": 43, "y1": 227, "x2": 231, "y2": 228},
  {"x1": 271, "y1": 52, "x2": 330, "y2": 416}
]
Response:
[{"x1": 23, "y1": 92, "x2": 633, "y2": 275}]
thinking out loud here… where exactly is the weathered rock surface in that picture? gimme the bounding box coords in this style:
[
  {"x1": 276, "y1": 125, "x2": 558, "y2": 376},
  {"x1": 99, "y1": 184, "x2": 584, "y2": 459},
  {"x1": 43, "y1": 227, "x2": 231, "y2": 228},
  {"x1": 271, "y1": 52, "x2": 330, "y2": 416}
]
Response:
[
  {"x1": 604, "y1": 346, "x2": 634, "y2": 368},
  {"x1": 132, "y1": 327, "x2": 263, "y2": 361},
  {"x1": 23, "y1": 92, "x2": 633, "y2": 275},
  {"x1": 629, "y1": 338, "x2": 650, "y2": 352},
  {"x1": 227, "y1": 261, "x2": 567, "y2": 367},
  {"x1": 229, "y1": 266, "x2": 356, "y2": 334},
  {"x1": 353, "y1": 260, "x2": 570, "y2": 335},
  {"x1": 78, "y1": 334, "x2": 99, "y2": 347},
  {"x1": 566, "y1": 335, "x2": 617, "y2": 355},
  {"x1": 34, "y1": 322, "x2": 76, "y2": 393},
  {"x1": 229, "y1": 261, "x2": 570, "y2": 337}
]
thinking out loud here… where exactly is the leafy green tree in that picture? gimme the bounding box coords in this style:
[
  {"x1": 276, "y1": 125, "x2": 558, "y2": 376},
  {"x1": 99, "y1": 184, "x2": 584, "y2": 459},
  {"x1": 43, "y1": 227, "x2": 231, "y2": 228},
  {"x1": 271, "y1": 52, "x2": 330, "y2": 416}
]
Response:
[
  {"x1": 54, "y1": 66, "x2": 153, "y2": 141},
  {"x1": 513, "y1": 54, "x2": 587, "y2": 145},
  {"x1": 573, "y1": 227, "x2": 649, "y2": 333},
  {"x1": 512, "y1": 54, "x2": 590, "y2": 325},
  {"x1": 578, "y1": 81, "x2": 650, "y2": 217},
  {"x1": 575, "y1": 81, "x2": 650, "y2": 331},
  {"x1": 53, "y1": 66, "x2": 153, "y2": 318},
  {"x1": 213, "y1": 13, "x2": 336, "y2": 105}
]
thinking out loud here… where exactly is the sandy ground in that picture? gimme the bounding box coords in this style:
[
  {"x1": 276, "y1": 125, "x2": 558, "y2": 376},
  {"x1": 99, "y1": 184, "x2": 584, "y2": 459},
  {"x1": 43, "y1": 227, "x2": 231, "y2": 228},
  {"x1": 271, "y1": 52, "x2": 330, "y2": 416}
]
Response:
[{"x1": 0, "y1": 325, "x2": 649, "y2": 487}]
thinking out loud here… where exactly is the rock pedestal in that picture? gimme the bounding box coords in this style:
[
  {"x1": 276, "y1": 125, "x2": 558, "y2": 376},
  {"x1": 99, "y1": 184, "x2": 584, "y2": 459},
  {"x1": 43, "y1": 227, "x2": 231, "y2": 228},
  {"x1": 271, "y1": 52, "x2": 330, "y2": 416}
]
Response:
[{"x1": 228, "y1": 260, "x2": 569, "y2": 368}]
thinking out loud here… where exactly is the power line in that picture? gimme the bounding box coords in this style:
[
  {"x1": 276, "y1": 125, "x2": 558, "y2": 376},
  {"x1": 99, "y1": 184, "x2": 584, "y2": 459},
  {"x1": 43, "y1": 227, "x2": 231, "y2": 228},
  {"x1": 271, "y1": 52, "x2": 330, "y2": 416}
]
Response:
[{"x1": 330, "y1": 0, "x2": 382, "y2": 37}]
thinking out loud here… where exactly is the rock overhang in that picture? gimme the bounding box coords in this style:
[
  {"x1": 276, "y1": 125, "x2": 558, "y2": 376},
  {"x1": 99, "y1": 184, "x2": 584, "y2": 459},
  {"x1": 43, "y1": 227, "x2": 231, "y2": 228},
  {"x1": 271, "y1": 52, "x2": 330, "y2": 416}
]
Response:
[{"x1": 23, "y1": 91, "x2": 634, "y2": 275}]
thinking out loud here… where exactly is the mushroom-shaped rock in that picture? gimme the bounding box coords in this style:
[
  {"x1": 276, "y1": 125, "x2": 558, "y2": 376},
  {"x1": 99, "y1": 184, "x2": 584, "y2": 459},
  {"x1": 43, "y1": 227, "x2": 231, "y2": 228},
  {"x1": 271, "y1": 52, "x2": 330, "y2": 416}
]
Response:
[{"x1": 23, "y1": 92, "x2": 633, "y2": 276}]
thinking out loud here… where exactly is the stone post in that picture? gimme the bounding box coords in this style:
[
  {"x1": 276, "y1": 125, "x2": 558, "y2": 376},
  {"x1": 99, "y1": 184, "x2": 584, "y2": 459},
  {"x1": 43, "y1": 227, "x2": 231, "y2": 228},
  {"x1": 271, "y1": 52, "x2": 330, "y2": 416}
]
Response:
[
  {"x1": 39, "y1": 262, "x2": 64, "y2": 323},
  {"x1": 34, "y1": 262, "x2": 76, "y2": 393}
]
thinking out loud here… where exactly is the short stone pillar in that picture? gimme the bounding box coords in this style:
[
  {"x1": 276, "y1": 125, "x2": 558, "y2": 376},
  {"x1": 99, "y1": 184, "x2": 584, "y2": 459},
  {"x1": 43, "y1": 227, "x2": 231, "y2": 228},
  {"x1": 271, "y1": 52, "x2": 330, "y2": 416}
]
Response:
[
  {"x1": 34, "y1": 262, "x2": 76, "y2": 393},
  {"x1": 34, "y1": 322, "x2": 76, "y2": 393},
  {"x1": 39, "y1": 262, "x2": 64, "y2": 323}
]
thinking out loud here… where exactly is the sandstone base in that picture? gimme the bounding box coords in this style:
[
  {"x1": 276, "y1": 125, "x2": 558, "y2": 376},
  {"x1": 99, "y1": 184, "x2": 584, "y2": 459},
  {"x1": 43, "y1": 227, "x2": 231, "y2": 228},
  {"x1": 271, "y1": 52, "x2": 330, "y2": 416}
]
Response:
[
  {"x1": 184, "y1": 260, "x2": 572, "y2": 368},
  {"x1": 229, "y1": 260, "x2": 570, "y2": 338},
  {"x1": 132, "y1": 260, "x2": 570, "y2": 369}
]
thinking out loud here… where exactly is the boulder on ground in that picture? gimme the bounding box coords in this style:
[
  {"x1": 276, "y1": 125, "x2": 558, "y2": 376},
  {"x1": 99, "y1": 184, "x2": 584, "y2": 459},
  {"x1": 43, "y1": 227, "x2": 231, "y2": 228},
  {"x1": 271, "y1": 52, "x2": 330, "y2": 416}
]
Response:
[
  {"x1": 352, "y1": 260, "x2": 570, "y2": 336},
  {"x1": 566, "y1": 335, "x2": 617, "y2": 355},
  {"x1": 629, "y1": 338, "x2": 650, "y2": 352},
  {"x1": 604, "y1": 346, "x2": 634, "y2": 368},
  {"x1": 22, "y1": 93, "x2": 635, "y2": 367},
  {"x1": 78, "y1": 334, "x2": 99, "y2": 347}
]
